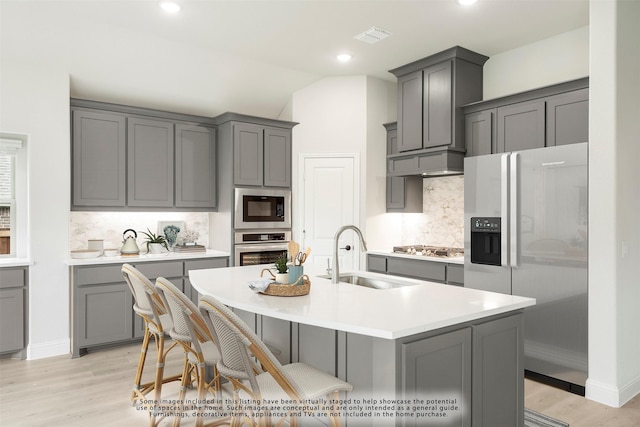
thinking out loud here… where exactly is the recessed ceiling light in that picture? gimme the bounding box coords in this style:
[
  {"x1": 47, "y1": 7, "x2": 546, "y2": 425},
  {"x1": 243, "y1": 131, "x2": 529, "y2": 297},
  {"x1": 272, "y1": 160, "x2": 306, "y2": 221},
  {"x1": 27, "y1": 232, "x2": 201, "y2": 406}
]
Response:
[
  {"x1": 458, "y1": 0, "x2": 478, "y2": 5},
  {"x1": 160, "y1": 1, "x2": 181, "y2": 13},
  {"x1": 337, "y1": 54, "x2": 353, "y2": 63}
]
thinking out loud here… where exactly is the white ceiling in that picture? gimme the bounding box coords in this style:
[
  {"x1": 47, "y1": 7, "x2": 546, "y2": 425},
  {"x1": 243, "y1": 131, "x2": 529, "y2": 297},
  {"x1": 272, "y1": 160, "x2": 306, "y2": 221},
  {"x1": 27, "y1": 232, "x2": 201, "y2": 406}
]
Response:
[{"x1": 0, "y1": 0, "x2": 589, "y2": 119}]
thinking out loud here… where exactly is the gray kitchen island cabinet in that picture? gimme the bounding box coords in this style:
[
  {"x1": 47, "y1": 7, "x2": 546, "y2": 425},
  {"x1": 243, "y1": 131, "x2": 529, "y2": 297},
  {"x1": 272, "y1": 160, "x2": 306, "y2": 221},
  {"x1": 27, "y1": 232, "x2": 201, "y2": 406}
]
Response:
[
  {"x1": 225, "y1": 311, "x2": 519, "y2": 427},
  {"x1": 71, "y1": 99, "x2": 217, "y2": 211},
  {"x1": 0, "y1": 266, "x2": 28, "y2": 357},
  {"x1": 190, "y1": 264, "x2": 533, "y2": 426},
  {"x1": 70, "y1": 255, "x2": 228, "y2": 357}
]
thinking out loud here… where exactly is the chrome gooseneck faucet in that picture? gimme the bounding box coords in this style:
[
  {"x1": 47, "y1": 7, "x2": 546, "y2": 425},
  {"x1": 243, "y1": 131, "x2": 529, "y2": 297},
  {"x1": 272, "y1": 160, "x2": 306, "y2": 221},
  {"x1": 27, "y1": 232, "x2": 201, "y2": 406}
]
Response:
[{"x1": 332, "y1": 225, "x2": 368, "y2": 284}]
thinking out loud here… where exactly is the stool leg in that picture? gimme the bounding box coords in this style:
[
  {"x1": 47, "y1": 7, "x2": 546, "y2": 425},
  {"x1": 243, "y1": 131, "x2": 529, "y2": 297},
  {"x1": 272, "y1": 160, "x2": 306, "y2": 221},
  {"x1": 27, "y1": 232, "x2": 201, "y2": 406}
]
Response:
[{"x1": 132, "y1": 324, "x2": 152, "y2": 404}]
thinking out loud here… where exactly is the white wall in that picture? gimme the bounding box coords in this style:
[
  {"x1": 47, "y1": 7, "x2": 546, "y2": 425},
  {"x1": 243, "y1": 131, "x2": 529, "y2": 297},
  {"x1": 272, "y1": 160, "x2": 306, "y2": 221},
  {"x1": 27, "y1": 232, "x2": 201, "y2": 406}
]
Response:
[
  {"x1": 0, "y1": 61, "x2": 71, "y2": 358},
  {"x1": 586, "y1": 0, "x2": 640, "y2": 408},
  {"x1": 290, "y1": 75, "x2": 397, "y2": 251},
  {"x1": 483, "y1": 25, "x2": 589, "y2": 99}
]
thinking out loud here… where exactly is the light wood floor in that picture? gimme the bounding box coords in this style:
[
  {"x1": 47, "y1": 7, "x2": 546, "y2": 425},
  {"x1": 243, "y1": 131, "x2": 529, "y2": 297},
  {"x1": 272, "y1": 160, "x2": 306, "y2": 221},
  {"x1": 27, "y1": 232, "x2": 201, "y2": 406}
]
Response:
[{"x1": 1, "y1": 342, "x2": 639, "y2": 426}]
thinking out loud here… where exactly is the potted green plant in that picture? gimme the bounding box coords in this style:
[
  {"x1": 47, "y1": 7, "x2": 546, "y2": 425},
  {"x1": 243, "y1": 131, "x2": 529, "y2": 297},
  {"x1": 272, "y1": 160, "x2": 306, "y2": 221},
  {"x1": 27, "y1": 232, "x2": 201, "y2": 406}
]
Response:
[
  {"x1": 273, "y1": 253, "x2": 289, "y2": 284},
  {"x1": 140, "y1": 228, "x2": 168, "y2": 254}
]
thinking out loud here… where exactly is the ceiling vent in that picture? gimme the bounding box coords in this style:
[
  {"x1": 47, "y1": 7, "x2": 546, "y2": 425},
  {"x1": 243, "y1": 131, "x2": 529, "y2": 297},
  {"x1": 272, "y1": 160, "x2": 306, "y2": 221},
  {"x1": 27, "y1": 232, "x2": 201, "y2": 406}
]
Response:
[{"x1": 354, "y1": 26, "x2": 391, "y2": 44}]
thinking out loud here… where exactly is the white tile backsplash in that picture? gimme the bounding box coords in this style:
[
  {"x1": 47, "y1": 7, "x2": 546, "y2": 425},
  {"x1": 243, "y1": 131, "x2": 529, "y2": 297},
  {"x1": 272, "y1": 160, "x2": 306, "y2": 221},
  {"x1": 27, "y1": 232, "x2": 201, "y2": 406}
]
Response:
[
  {"x1": 69, "y1": 212, "x2": 209, "y2": 251},
  {"x1": 398, "y1": 175, "x2": 464, "y2": 248}
]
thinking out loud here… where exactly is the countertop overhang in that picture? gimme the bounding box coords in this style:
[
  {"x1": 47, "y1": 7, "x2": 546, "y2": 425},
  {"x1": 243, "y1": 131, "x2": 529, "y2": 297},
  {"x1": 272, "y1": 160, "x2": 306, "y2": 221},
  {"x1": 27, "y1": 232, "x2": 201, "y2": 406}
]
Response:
[{"x1": 189, "y1": 263, "x2": 534, "y2": 340}]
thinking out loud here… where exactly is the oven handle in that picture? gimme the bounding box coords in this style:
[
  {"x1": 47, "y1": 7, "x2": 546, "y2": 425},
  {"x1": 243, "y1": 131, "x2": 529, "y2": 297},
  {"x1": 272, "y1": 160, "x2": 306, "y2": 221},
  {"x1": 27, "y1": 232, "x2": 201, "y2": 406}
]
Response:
[{"x1": 234, "y1": 243, "x2": 289, "y2": 252}]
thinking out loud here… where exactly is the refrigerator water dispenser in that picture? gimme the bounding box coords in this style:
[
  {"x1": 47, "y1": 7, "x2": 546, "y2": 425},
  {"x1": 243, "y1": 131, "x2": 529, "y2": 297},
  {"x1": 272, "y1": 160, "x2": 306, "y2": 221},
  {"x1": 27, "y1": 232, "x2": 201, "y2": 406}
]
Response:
[{"x1": 470, "y1": 217, "x2": 501, "y2": 266}]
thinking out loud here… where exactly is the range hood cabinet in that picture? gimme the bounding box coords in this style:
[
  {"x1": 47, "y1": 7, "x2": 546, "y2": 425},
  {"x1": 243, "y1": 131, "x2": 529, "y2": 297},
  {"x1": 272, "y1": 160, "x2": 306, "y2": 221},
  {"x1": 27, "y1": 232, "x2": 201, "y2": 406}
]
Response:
[{"x1": 387, "y1": 148, "x2": 465, "y2": 177}]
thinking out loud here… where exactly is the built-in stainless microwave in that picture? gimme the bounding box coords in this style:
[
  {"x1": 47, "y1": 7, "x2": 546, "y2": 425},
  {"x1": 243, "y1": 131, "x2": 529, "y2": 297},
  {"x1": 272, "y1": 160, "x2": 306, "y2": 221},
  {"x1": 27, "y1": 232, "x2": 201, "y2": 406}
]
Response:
[{"x1": 234, "y1": 188, "x2": 291, "y2": 230}]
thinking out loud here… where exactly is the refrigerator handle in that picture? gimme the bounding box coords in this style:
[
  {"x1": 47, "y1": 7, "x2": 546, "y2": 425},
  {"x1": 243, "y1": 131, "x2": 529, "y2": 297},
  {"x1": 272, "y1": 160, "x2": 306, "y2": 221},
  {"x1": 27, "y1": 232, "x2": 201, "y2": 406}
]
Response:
[
  {"x1": 510, "y1": 152, "x2": 519, "y2": 268},
  {"x1": 500, "y1": 153, "x2": 510, "y2": 267}
]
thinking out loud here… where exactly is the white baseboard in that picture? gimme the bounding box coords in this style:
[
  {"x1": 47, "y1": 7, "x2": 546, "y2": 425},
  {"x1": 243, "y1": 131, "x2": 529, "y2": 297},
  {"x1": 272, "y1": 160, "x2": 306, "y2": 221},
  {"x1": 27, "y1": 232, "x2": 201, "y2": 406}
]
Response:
[
  {"x1": 586, "y1": 374, "x2": 640, "y2": 408},
  {"x1": 27, "y1": 338, "x2": 70, "y2": 360}
]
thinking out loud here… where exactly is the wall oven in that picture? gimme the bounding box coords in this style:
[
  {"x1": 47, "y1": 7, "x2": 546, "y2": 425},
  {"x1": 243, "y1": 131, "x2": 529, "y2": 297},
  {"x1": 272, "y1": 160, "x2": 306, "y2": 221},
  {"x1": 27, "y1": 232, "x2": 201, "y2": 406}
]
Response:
[
  {"x1": 234, "y1": 188, "x2": 291, "y2": 230},
  {"x1": 234, "y1": 230, "x2": 291, "y2": 266}
]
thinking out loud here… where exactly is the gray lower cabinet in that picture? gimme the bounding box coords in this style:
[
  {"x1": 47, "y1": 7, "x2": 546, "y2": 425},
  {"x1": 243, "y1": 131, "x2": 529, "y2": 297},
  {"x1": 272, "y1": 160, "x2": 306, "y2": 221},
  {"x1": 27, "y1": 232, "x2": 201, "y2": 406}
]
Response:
[
  {"x1": 76, "y1": 283, "x2": 133, "y2": 348},
  {"x1": 446, "y1": 264, "x2": 464, "y2": 286},
  {"x1": 257, "y1": 310, "x2": 524, "y2": 427},
  {"x1": 71, "y1": 99, "x2": 217, "y2": 211},
  {"x1": 297, "y1": 323, "x2": 337, "y2": 377},
  {"x1": 367, "y1": 254, "x2": 464, "y2": 286},
  {"x1": 0, "y1": 267, "x2": 28, "y2": 355},
  {"x1": 401, "y1": 327, "x2": 472, "y2": 427},
  {"x1": 71, "y1": 256, "x2": 228, "y2": 357},
  {"x1": 72, "y1": 109, "x2": 126, "y2": 208},
  {"x1": 260, "y1": 315, "x2": 291, "y2": 366},
  {"x1": 472, "y1": 314, "x2": 524, "y2": 427}
]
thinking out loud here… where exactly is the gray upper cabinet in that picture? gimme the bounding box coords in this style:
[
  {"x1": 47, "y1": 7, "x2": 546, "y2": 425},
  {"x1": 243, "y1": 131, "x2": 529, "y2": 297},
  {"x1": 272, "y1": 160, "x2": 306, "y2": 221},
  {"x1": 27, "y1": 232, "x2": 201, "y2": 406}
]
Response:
[
  {"x1": 464, "y1": 78, "x2": 589, "y2": 156},
  {"x1": 496, "y1": 100, "x2": 546, "y2": 153},
  {"x1": 546, "y1": 88, "x2": 589, "y2": 146},
  {"x1": 384, "y1": 122, "x2": 423, "y2": 213},
  {"x1": 464, "y1": 109, "x2": 494, "y2": 157},
  {"x1": 175, "y1": 124, "x2": 217, "y2": 208},
  {"x1": 215, "y1": 113, "x2": 297, "y2": 190},
  {"x1": 397, "y1": 71, "x2": 424, "y2": 152},
  {"x1": 423, "y1": 60, "x2": 453, "y2": 149},
  {"x1": 71, "y1": 99, "x2": 218, "y2": 211},
  {"x1": 233, "y1": 123, "x2": 291, "y2": 187},
  {"x1": 72, "y1": 110, "x2": 126, "y2": 208},
  {"x1": 233, "y1": 123, "x2": 264, "y2": 186},
  {"x1": 127, "y1": 117, "x2": 174, "y2": 207},
  {"x1": 264, "y1": 127, "x2": 292, "y2": 187},
  {"x1": 390, "y1": 47, "x2": 488, "y2": 154}
]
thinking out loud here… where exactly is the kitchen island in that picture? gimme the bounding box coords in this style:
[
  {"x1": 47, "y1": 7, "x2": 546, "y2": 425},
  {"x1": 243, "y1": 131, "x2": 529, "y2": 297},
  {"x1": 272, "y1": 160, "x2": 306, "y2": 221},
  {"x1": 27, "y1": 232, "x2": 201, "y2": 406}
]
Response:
[{"x1": 189, "y1": 263, "x2": 535, "y2": 427}]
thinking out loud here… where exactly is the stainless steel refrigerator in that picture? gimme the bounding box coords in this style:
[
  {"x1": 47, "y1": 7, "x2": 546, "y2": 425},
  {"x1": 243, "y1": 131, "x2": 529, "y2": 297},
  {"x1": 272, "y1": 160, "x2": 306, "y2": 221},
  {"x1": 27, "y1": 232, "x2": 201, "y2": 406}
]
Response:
[{"x1": 464, "y1": 142, "x2": 588, "y2": 393}]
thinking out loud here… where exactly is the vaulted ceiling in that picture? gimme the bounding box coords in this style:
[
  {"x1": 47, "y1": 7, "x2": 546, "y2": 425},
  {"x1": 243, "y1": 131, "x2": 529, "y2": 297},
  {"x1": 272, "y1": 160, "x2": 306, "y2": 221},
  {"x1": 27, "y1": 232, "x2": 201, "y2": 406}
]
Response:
[{"x1": 0, "y1": 0, "x2": 589, "y2": 118}]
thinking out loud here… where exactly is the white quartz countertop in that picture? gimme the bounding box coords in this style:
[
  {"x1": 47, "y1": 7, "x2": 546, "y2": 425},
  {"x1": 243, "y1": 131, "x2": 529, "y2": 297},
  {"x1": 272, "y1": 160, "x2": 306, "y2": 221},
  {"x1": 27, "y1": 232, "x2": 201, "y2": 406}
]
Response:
[
  {"x1": 189, "y1": 263, "x2": 534, "y2": 340},
  {"x1": 65, "y1": 249, "x2": 230, "y2": 266},
  {"x1": 367, "y1": 249, "x2": 464, "y2": 265},
  {"x1": 0, "y1": 258, "x2": 33, "y2": 268}
]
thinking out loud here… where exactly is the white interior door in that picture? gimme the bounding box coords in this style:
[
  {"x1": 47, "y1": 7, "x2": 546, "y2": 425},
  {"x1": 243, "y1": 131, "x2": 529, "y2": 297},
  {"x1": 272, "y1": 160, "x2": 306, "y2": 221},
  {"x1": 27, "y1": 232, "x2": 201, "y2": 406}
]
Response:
[{"x1": 298, "y1": 154, "x2": 359, "y2": 273}]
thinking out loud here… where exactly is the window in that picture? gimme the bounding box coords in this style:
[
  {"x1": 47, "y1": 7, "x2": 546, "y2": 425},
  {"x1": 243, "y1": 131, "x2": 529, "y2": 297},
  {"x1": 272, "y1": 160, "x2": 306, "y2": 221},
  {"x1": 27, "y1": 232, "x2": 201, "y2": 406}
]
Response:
[{"x1": 0, "y1": 134, "x2": 23, "y2": 257}]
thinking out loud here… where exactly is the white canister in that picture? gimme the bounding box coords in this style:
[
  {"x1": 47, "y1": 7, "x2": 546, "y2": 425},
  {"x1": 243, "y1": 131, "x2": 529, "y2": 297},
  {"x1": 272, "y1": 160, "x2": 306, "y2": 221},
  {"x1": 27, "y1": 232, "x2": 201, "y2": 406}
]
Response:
[{"x1": 88, "y1": 239, "x2": 104, "y2": 256}]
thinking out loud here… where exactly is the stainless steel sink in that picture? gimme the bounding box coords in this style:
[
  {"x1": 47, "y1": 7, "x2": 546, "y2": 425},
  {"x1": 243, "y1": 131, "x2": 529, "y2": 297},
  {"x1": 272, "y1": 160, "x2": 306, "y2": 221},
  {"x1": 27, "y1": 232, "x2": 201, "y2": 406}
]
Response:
[{"x1": 318, "y1": 273, "x2": 419, "y2": 290}]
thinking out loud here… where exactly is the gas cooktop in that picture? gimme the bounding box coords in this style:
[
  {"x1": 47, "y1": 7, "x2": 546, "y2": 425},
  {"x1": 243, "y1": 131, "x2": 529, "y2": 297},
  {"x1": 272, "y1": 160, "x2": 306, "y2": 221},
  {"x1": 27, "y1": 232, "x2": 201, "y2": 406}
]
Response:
[{"x1": 392, "y1": 245, "x2": 464, "y2": 258}]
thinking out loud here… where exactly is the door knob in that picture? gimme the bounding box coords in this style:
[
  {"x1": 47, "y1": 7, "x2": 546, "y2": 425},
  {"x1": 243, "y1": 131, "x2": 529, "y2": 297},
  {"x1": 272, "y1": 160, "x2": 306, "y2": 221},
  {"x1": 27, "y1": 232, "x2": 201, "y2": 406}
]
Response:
[{"x1": 340, "y1": 245, "x2": 352, "y2": 251}]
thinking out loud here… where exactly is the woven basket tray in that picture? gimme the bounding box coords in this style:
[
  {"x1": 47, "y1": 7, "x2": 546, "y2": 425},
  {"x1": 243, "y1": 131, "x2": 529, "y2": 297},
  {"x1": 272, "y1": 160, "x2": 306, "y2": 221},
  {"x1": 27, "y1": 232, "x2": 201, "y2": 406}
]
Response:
[{"x1": 260, "y1": 269, "x2": 311, "y2": 297}]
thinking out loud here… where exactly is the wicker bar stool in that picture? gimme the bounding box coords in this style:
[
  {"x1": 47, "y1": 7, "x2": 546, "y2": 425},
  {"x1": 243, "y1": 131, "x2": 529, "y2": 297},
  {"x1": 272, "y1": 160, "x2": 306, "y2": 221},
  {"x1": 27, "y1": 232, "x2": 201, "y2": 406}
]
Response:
[
  {"x1": 155, "y1": 277, "x2": 229, "y2": 427},
  {"x1": 121, "y1": 264, "x2": 190, "y2": 426},
  {"x1": 199, "y1": 294, "x2": 353, "y2": 427}
]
